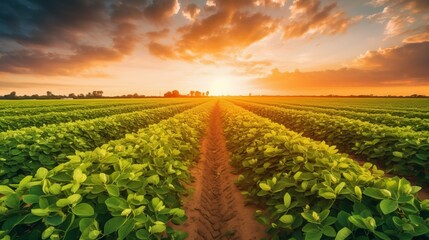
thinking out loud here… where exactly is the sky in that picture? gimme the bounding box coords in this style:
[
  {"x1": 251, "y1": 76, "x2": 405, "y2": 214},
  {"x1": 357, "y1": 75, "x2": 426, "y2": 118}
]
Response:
[{"x1": 0, "y1": 0, "x2": 428, "y2": 96}]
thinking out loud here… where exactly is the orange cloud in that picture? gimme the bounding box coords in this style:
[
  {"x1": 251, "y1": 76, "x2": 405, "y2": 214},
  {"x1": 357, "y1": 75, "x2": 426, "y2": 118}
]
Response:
[
  {"x1": 253, "y1": 41, "x2": 429, "y2": 91},
  {"x1": 143, "y1": 0, "x2": 180, "y2": 24},
  {"x1": 283, "y1": 0, "x2": 358, "y2": 39},
  {"x1": 147, "y1": 42, "x2": 177, "y2": 59},
  {"x1": 145, "y1": 28, "x2": 170, "y2": 41},
  {"x1": 148, "y1": 7, "x2": 278, "y2": 61},
  {"x1": 182, "y1": 3, "x2": 201, "y2": 21},
  {"x1": 403, "y1": 32, "x2": 429, "y2": 43}
]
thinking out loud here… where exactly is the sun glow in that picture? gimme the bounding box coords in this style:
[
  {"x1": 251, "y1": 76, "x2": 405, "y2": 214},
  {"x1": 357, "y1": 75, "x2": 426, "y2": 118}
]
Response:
[{"x1": 209, "y1": 77, "x2": 239, "y2": 96}]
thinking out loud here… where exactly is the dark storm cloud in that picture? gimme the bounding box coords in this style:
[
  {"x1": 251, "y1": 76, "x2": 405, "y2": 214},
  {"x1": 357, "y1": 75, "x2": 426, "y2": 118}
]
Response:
[{"x1": 0, "y1": 0, "x2": 179, "y2": 75}]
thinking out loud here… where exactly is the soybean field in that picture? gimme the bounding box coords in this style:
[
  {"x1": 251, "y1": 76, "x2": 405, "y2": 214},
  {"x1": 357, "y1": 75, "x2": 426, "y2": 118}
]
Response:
[{"x1": 1, "y1": 97, "x2": 429, "y2": 240}]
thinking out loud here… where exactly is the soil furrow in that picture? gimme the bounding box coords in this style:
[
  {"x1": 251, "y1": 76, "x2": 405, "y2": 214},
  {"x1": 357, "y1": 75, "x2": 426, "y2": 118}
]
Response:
[{"x1": 177, "y1": 103, "x2": 267, "y2": 239}]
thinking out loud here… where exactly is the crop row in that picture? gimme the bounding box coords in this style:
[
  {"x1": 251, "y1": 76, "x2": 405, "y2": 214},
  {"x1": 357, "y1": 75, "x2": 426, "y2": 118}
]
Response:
[
  {"x1": 0, "y1": 101, "x2": 188, "y2": 132},
  {"x1": 250, "y1": 101, "x2": 429, "y2": 132},
  {"x1": 233, "y1": 101, "x2": 429, "y2": 185},
  {"x1": 273, "y1": 102, "x2": 429, "y2": 119},
  {"x1": 0, "y1": 102, "x2": 138, "y2": 117},
  {"x1": 0, "y1": 101, "x2": 214, "y2": 240},
  {"x1": 221, "y1": 101, "x2": 429, "y2": 240},
  {"x1": 0, "y1": 102, "x2": 203, "y2": 184}
]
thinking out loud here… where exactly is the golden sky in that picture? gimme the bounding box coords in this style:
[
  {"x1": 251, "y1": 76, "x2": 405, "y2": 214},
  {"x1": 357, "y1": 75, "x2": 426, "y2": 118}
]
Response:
[{"x1": 0, "y1": 0, "x2": 428, "y2": 96}]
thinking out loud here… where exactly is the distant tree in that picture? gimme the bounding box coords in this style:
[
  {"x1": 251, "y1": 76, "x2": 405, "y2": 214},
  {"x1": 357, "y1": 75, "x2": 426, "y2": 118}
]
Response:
[
  {"x1": 206, "y1": 91, "x2": 209, "y2": 96},
  {"x1": 195, "y1": 91, "x2": 201, "y2": 97},
  {"x1": 172, "y1": 90, "x2": 180, "y2": 97},
  {"x1": 46, "y1": 91, "x2": 54, "y2": 97},
  {"x1": 4, "y1": 91, "x2": 17, "y2": 99},
  {"x1": 190, "y1": 91, "x2": 195, "y2": 97},
  {"x1": 202, "y1": 92, "x2": 205, "y2": 97},
  {"x1": 78, "y1": 93, "x2": 85, "y2": 98},
  {"x1": 92, "y1": 90, "x2": 103, "y2": 98},
  {"x1": 164, "y1": 91, "x2": 173, "y2": 97},
  {"x1": 68, "y1": 93, "x2": 77, "y2": 98}
]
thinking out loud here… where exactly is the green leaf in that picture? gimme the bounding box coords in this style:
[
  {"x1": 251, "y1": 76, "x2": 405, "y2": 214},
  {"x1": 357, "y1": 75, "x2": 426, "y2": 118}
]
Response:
[
  {"x1": 5, "y1": 193, "x2": 20, "y2": 209},
  {"x1": 348, "y1": 215, "x2": 367, "y2": 229},
  {"x1": 22, "y1": 194, "x2": 40, "y2": 204},
  {"x1": 118, "y1": 219, "x2": 135, "y2": 240},
  {"x1": 305, "y1": 230, "x2": 323, "y2": 240},
  {"x1": 106, "y1": 185, "x2": 120, "y2": 197},
  {"x1": 363, "y1": 187, "x2": 387, "y2": 200},
  {"x1": 323, "y1": 225, "x2": 336, "y2": 237},
  {"x1": 72, "y1": 203, "x2": 94, "y2": 217},
  {"x1": 31, "y1": 208, "x2": 50, "y2": 217},
  {"x1": 392, "y1": 151, "x2": 403, "y2": 158},
  {"x1": 259, "y1": 182, "x2": 271, "y2": 191},
  {"x1": 104, "y1": 217, "x2": 126, "y2": 235},
  {"x1": 0, "y1": 186, "x2": 14, "y2": 195},
  {"x1": 420, "y1": 199, "x2": 429, "y2": 210},
  {"x1": 374, "y1": 231, "x2": 391, "y2": 240},
  {"x1": 136, "y1": 229, "x2": 150, "y2": 239},
  {"x1": 335, "y1": 227, "x2": 352, "y2": 240},
  {"x1": 335, "y1": 182, "x2": 346, "y2": 194},
  {"x1": 35, "y1": 167, "x2": 49, "y2": 179},
  {"x1": 146, "y1": 175, "x2": 160, "y2": 185},
  {"x1": 150, "y1": 222, "x2": 166, "y2": 234},
  {"x1": 319, "y1": 191, "x2": 336, "y2": 199},
  {"x1": 283, "y1": 192, "x2": 291, "y2": 208},
  {"x1": 279, "y1": 214, "x2": 294, "y2": 225},
  {"x1": 380, "y1": 199, "x2": 398, "y2": 215}
]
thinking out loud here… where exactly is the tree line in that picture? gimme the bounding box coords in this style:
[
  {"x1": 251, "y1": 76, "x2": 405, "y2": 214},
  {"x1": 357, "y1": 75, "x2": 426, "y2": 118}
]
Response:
[
  {"x1": 164, "y1": 90, "x2": 209, "y2": 98},
  {"x1": 0, "y1": 91, "x2": 107, "y2": 99}
]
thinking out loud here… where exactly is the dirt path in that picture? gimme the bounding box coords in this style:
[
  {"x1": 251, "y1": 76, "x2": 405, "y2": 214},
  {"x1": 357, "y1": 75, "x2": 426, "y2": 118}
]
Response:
[{"x1": 177, "y1": 103, "x2": 267, "y2": 240}]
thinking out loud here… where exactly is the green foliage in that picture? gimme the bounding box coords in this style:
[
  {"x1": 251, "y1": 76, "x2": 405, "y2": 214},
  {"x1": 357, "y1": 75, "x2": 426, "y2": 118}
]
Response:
[
  {"x1": 0, "y1": 102, "x2": 201, "y2": 183},
  {"x1": 0, "y1": 101, "x2": 213, "y2": 239},
  {"x1": 221, "y1": 101, "x2": 429, "y2": 240},
  {"x1": 0, "y1": 101, "x2": 184, "y2": 131},
  {"x1": 233, "y1": 100, "x2": 429, "y2": 185}
]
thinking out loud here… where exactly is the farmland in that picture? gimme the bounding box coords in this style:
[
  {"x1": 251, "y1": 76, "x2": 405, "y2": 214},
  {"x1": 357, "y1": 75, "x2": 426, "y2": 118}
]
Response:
[{"x1": 0, "y1": 97, "x2": 429, "y2": 240}]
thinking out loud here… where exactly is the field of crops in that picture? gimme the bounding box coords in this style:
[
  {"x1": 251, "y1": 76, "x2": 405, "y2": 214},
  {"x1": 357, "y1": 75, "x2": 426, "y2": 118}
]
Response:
[{"x1": 0, "y1": 97, "x2": 428, "y2": 240}]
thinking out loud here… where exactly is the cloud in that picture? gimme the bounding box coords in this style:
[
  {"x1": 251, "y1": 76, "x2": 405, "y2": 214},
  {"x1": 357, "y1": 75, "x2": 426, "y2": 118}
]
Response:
[
  {"x1": 182, "y1": 3, "x2": 201, "y2": 21},
  {"x1": 147, "y1": 41, "x2": 177, "y2": 59},
  {"x1": 254, "y1": 0, "x2": 288, "y2": 8},
  {"x1": 253, "y1": 41, "x2": 429, "y2": 90},
  {"x1": 403, "y1": 31, "x2": 429, "y2": 43},
  {"x1": 283, "y1": 0, "x2": 359, "y2": 39},
  {"x1": 384, "y1": 16, "x2": 415, "y2": 36},
  {"x1": 145, "y1": 28, "x2": 170, "y2": 41},
  {"x1": 369, "y1": 0, "x2": 429, "y2": 13},
  {"x1": 368, "y1": 0, "x2": 428, "y2": 39},
  {"x1": 0, "y1": 0, "x2": 153, "y2": 76},
  {"x1": 149, "y1": 4, "x2": 278, "y2": 61},
  {"x1": 143, "y1": 0, "x2": 180, "y2": 24},
  {"x1": 0, "y1": 0, "x2": 145, "y2": 76}
]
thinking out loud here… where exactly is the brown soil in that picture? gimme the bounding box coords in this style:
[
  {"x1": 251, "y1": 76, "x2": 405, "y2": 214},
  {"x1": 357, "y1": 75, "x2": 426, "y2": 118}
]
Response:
[{"x1": 177, "y1": 103, "x2": 267, "y2": 240}]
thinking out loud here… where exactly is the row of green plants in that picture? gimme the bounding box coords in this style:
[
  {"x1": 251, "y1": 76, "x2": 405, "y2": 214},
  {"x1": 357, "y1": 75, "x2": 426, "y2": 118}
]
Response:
[
  {"x1": 233, "y1": 101, "x2": 429, "y2": 185},
  {"x1": 0, "y1": 102, "x2": 202, "y2": 184},
  {"x1": 0, "y1": 101, "x2": 214, "y2": 240},
  {"x1": 251, "y1": 101, "x2": 429, "y2": 132},
  {"x1": 267, "y1": 102, "x2": 429, "y2": 119},
  {"x1": 0, "y1": 102, "x2": 140, "y2": 117},
  {"x1": 221, "y1": 102, "x2": 429, "y2": 240},
  {"x1": 0, "y1": 101, "x2": 187, "y2": 132}
]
